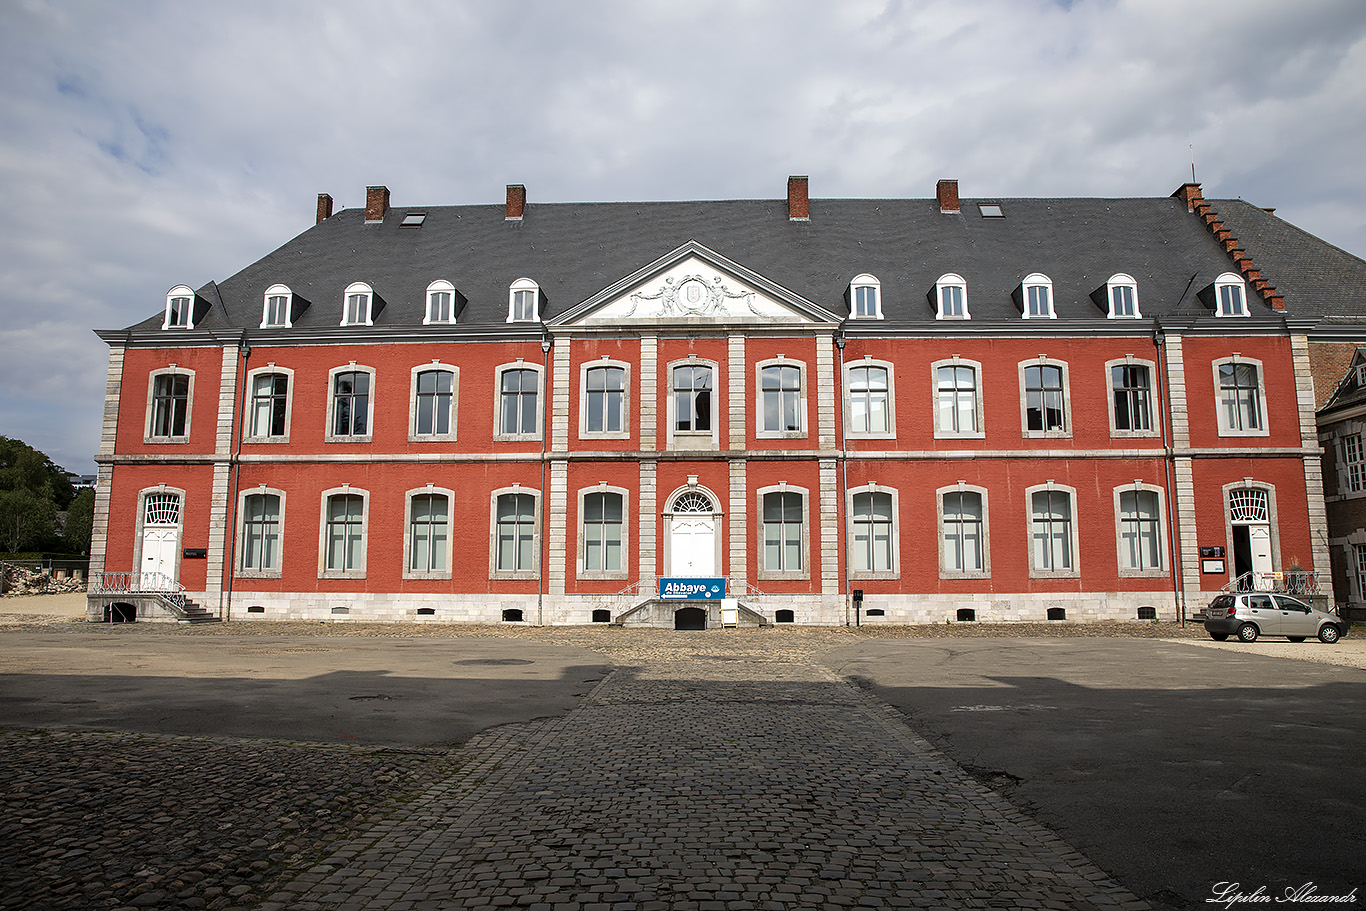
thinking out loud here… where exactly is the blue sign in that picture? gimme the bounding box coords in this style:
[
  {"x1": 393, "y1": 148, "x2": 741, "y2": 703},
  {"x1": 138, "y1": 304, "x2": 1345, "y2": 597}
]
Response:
[{"x1": 660, "y1": 577, "x2": 726, "y2": 600}]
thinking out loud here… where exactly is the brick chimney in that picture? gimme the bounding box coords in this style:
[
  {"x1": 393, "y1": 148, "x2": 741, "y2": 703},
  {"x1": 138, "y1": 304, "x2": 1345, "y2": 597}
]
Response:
[
  {"x1": 937, "y1": 179, "x2": 959, "y2": 214},
  {"x1": 365, "y1": 186, "x2": 389, "y2": 223},
  {"x1": 1172, "y1": 182, "x2": 1203, "y2": 212},
  {"x1": 788, "y1": 176, "x2": 809, "y2": 221},
  {"x1": 316, "y1": 193, "x2": 333, "y2": 225},
  {"x1": 506, "y1": 184, "x2": 526, "y2": 220}
]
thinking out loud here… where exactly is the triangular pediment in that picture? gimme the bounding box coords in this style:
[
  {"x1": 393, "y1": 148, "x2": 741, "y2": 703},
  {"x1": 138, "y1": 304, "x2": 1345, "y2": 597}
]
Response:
[{"x1": 550, "y1": 241, "x2": 840, "y2": 328}]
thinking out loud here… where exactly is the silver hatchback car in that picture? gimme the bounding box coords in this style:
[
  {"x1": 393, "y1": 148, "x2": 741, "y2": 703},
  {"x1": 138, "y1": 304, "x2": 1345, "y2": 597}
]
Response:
[{"x1": 1204, "y1": 593, "x2": 1347, "y2": 643}]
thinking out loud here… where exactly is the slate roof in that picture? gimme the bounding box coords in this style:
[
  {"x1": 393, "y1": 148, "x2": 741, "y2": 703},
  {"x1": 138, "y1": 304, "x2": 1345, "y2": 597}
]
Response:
[{"x1": 119, "y1": 192, "x2": 1353, "y2": 334}]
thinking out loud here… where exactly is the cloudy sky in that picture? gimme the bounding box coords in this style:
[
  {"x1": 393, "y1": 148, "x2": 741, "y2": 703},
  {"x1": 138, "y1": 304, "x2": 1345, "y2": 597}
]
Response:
[{"x1": 2, "y1": 0, "x2": 1365, "y2": 474}]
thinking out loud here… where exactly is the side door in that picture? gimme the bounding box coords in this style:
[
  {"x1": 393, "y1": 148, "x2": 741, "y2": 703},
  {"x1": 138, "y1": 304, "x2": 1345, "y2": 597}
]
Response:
[
  {"x1": 1244, "y1": 593, "x2": 1279, "y2": 634},
  {"x1": 1273, "y1": 595, "x2": 1316, "y2": 637}
]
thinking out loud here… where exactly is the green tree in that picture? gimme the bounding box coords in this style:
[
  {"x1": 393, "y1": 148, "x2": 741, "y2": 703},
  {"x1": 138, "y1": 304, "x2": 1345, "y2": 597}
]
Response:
[
  {"x1": 0, "y1": 488, "x2": 58, "y2": 552},
  {"x1": 0, "y1": 436, "x2": 76, "y2": 510},
  {"x1": 63, "y1": 488, "x2": 96, "y2": 556}
]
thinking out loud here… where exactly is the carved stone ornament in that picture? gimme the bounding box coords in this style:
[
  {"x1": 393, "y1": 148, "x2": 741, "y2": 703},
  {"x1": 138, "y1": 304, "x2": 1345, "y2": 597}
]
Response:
[{"x1": 626, "y1": 273, "x2": 761, "y2": 317}]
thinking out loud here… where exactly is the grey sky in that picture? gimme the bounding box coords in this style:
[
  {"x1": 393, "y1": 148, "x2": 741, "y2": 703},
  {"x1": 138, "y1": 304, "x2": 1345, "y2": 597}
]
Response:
[{"x1": 2, "y1": 0, "x2": 1364, "y2": 473}]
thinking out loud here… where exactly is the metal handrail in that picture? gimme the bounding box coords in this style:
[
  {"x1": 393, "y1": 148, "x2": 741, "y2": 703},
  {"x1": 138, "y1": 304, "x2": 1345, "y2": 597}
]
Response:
[
  {"x1": 90, "y1": 571, "x2": 189, "y2": 614},
  {"x1": 1222, "y1": 570, "x2": 1323, "y2": 596}
]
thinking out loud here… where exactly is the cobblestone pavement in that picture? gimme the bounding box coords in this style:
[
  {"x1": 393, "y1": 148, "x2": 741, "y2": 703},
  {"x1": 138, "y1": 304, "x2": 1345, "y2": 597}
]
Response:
[{"x1": 260, "y1": 635, "x2": 1148, "y2": 911}]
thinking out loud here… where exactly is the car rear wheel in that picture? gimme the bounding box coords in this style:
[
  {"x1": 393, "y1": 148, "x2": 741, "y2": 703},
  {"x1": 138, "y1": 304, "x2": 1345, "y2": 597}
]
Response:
[
  {"x1": 1319, "y1": 625, "x2": 1342, "y2": 644},
  {"x1": 1288, "y1": 637, "x2": 1306, "y2": 643},
  {"x1": 1209, "y1": 633, "x2": 1229, "y2": 641},
  {"x1": 1237, "y1": 623, "x2": 1260, "y2": 643}
]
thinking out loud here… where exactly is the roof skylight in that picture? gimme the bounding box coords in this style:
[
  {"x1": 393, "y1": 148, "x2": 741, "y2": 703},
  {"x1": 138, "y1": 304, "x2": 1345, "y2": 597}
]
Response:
[
  {"x1": 400, "y1": 213, "x2": 427, "y2": 227},
  {"x1": 978, "y1": 204, "x2": 1004, "y2": 218}
]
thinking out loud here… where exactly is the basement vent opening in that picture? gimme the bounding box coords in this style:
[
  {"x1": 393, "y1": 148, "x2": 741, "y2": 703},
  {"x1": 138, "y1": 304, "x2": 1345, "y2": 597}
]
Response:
[
  {"x1": 775, "y1": 609, "x2": 794, "y2": 624},
  {"x1": 331, "y1": 606, "x2": 349, "y2": 615},
  {"x1": 417, "y1": 607, "x2": 436, "y2": 616},
  {"x1": 247, "y1": 605, "x2": 265, "y2": 614},
  {"x1": 591, "y1": 609, "x2": 611, "y2": 623},
  {"x1": 106, "y1": 602, "x2": 136, "y2": 623},
  {"x1": 1047, "y1": 607, "x2": 1067, "y2": 621},
  {"x1": 956, "y1": 608, "x2": 976, "y2": 622},
  {"x1": 1137, "y1": 606, "x2": 1157, "y2": 620},
  {"x1": 978, "y1": 204, "x2": 1004, "y2": 218},
  {"x1": 865, "y1": 608, "x2": 886, "y2": 617},
  {"x1": 400, "y1": 212, "x2": 427, "y2": 227},
  {"x1": 502, "y1": 608, "x2": 524, "y2": 622}
]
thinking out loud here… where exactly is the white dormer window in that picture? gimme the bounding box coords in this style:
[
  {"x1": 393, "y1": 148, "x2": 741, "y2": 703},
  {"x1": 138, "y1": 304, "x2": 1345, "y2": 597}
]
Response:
[
  {"x1": 261, "y1": 284, "x2": 293, "y2": 329},
  {"x1": 163, "y1": 285, "x2": 195, "y2": 329},
  {"x1": 1107, "y1": 274, "x2": 1141, "y2": 319},
  {"x1": 425, "y1": 280, "x2": 456, "y2": 325},
  {"x1": 1215, "y1": 272, "x2": 1248, "y2": 317},
  {"x1": 849, "y1": 274, "x2": 882, "y2": 319},
  {"x1": 341, "y1": 282, "x2": 374, "y2": 326},
  {"x1": 1022, "y1": 273, "x2": 1055, "y2": 319},
  {"x1": 935, "y1": 274, "x2": 969, "y2": 320},
  {"x1": 508, "y1": 277, "x2": 540, "y2": 322}
]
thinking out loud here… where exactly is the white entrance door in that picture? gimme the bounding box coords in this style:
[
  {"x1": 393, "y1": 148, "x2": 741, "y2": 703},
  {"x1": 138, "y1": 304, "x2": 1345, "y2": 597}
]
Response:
[
  {"x1": 141, "y1": 527, "x2": 178, "y2": 589},
  {"x1": 670, "y1": 515, "x2": 716, "y2": 576},
  {"x1": 1249, "y1": 524, "x2": 1273, "y2": 576}
]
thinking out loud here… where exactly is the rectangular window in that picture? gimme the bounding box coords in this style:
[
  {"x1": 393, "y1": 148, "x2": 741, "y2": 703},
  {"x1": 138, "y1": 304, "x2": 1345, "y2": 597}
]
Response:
[
  {"x1": 937, "y1": 365, "x2": 978, "y2": 434},
  {"x1": 1024, "y1": 364, "x2": 1065, "y2": 432},
  {"x1": 496, "y1": 493, "x2": 537, "y2": 573},
  {"x1": 512, "y1": 289, "x2": 536, "y2": 322},
  {"x1": 940, "y1": 285, "x2": 965, "y2": 318},
  {"x1": 409, "y1": 493, "x2": 449, "y2": 573},
  {"x1": 1119, "y1": 490, "x2": 1161, "y2": 572},
  {"x1": 762, "y1": 491, "x2": 804, "y2": 573},
  {"x1": 1219, "y1": 363, "x2": 1262, "y2": 431},
  {"x1": 852, "y1": 491, "x2": 894, "y2": 573},
  {"x1": 761, "y1": 364, "x2": 802, "y2": 433},
  {"x1": 265, "y1": 295, "x2": 288, "y2": 327},
  {"x1": 415, "y1": 370, "x2": 454, "y2": 436},
  {"x1": 344, "y1": 293, "x2": 368, "y2": 325},
  {"x1": 428, "y1": 291, "x2": 452, "y2": 323},
  {"x1": 942, "y1": 491, "x2": 983, "y2": 573},
  {"x1": 250, "y1": 373, "x2": 289, "y2": 438},
  {"x1": 583, "y1": 491, "x2": 623, "y2": 573},
  {"x1": 1112, "y1": 365, "x2": 1152, "y2": 432},
  {"x1": 1031, "y1": 489, "x2": 1073, "y2": 572},
  {"x1": 848, "y1": 365, "x2": 890, "y2": 435},
  {"x1": 325, "y1": 494, "x2": 364, "y2": 572},
  {"x1": 585, "y1": 366, "x2": 625, "y2": 434},
  {"x1": 499, "y1": 368, "x2": 539, "y2": 437},
  {"x1": 1345, "y1": 435, "x2": 1366, "y2": 493},
  {"x1": 1027, "y1": 285, "x2": 1051, "y2": 317},
  {"x1": 167, "y1": 296, "x2": 191, "y2": 327},
  {"x1": 1111, "y1": 286, "x2": 1137, "y2": 317},
  {"x1": 1219, "y1": 284, "x2": 1245, "y2": 316},
  {"x1": 241, "y1": 493, "x2": 280, "y2": 571},
  {"x1": 151, "y1": 374, "x2": 189, "y2": 438},
  {"x1": 332, "y1": 371, "x2": 370, "y2": 436},
  {"x1": 674, "y1": 365, "x2": 712, "y2": 432},
  {"x1": 854, "y1": 286, "x2": 877, "y2": 318},
  {"x1": 1355, "y1": 543, "x2": 1366, "y2": 599}
]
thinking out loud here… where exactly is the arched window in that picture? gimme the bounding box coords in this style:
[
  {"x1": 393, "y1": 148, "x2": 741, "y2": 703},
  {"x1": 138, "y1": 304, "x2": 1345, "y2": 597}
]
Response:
[
  {"x1": 1022, "y1": 273, "x2": 1054, "y2": 319},
  {"x1": 341, "y1": 282, "x2": 374, "y2": 326},
  {"x1": 508, "y1": 277, "x2": 541, "y2": 322},
  {"x1": 849, "y1": 273, "x2": 882, "y2": 319},
  {"x1": 935, "y1": 273, "x2": 969, "y2": 320}
]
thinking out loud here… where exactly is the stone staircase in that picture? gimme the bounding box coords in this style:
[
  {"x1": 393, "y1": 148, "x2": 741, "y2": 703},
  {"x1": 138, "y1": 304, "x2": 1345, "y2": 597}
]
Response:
[
  {"x1": 174, "y1": 597, "x2": 221, "y2": 623},
  {"x1": 614, "y1": 598, "x2": 769, "y2": 629}
]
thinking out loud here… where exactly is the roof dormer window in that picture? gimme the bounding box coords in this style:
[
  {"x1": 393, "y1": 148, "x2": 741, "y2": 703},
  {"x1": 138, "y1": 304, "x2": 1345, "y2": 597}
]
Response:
[
  {"x1": 425, "y1": 280, "x2": 457, "y2": 325},
  {"x1": 935, "y1": 274, "x2": 969, "y2": 320},
  {"x1": 849, "y1": 274, "x2": 883, "y2": 319},
  {"x1": 262, "y1": 284, "x2": 293, "y2": 329},
  {"x1": 163, "y1": 285, "x2": 195, "y2": 329},
  {"x1": 1215, "y1": 272, "x2": 1248, "y2": 317},
  {"x1": 1022, "y1": 274, "x2": 1055, "y2": 319},
  {"x1": 508, "y1": 278, "x2": 541, "y2": 322},
  {"x1": 342, "y1": 282, "x2": 374, "y2": 327},
  {"x1": 1107, "y1": 274, "x2": 1141, "y2": 319}
]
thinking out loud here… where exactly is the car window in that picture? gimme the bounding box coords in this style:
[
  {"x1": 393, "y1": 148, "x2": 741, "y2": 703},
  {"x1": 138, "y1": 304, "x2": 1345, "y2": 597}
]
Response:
[
  {"x1": 1273, "y1": 595, "x2": 1308, "y2": 612},
  {"x1": 1210, "y1": 595, "x2": 1234, "y2": 612},
  {"x1": 1248, "y1": 595, "x2": 1273, "y2": 610}
]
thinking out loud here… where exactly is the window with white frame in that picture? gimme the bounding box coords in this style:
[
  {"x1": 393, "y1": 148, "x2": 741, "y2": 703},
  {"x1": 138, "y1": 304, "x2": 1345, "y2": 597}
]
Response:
[
  {"x1": 672, "y1": 362, "x2": 714, "y2": 434},
  {"x1": 582, "y1": 361, "x2": 629, "y2": 438},
  {"x1": 411, "y1": 366, "x2": 457, "y2": 440},
  {"x1": 757, "y1": 360, "x2": 806, "y2": 437},
  {"x1": 1021, "y1": 359, "x2": 1070, "y2": 436},
  {"x1": 240, "y1": 491, "x2": 283, "y2": 575},
  {"x1": 940, "y1": 487, "x2": 988, "y2": 577},
  {"x1": 759, "y1": 487, "x2": 807, "y2": 578},
  {"x1": 247, "y1": 369, "x2": 291, "y2": 442},
  {"x1": 341, "y1": 282, "x2": 374, "y2": 326},
  {"x1": 492, "y1": 490, "x2": 539, "y2": 577},
  {"x1": 846, "y1": 361, "x2": 893, "y2": 437},
  {"x1": 1215, "y1": 273, "x2": 1248, "y2": 317},
  {"x1": 1107, "y1": 360, "x2": 1155, "y2": 435},
  {"x1": 262, "y1": 284, "x2": 292, "y2": 328},
  {"x1": 1022, "y1": 274, "x2": 1055, "y2": 319},
  {"x1": 495, "y1": 364, "x2": 542, "y2": 440},
  {"x1": 321, "y1": 490, "x2": 367, "y2": 577},
  {"x1": 146, "y1": 368, "x2": 193, "y2": 442},
  {"x1": 406, "y1": 490, "x2": 451, "y2": 577},
  {"x1": 580, "y1": 488, "x2": 626, "y2": 576},
  {"x1": 849, "y1": 274, "x2": 882, "y2": 319},
  {"x1": 1355, "y1": 543, "x2": 1366, "y2": 600},
  {"x1": 850, "y1": 487, "x2": 897, "y2": 577},
  {"x1": 327, "y1": 366, "x2": 374, "y2": 441},
  {"x1": 1029, "y1": 486, "x2": 1079, "y2": 577},
  {"x1": 1107, "y1": 274, "x2": 1141, "y2": 319},
  {"x1": 508, "y1": 278, "x2": 540, "y2": 322},
  {"x1": 1215, "y1": 357, "x2": 1267, "y2": 435},
  {"x1": 425, "y1": 280, "x2": 456, "y2": 325},
  {"x1": 163, "y1": 285, "x2": 195, "y2": 329},
  {"x1": 934, "y1": 360, "x2": 982, "y2": 437},
  {"x1": 935, "y1": 273, "x2": 969, "y2": 320},
  {"x1": 1117, "y1": 487, "x2": 1164, "y2": 574},
  {"x1": 1343, "y1": 434, "x2": 1366, "y2": 493}
]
